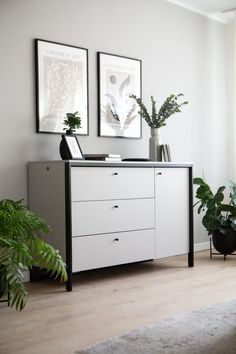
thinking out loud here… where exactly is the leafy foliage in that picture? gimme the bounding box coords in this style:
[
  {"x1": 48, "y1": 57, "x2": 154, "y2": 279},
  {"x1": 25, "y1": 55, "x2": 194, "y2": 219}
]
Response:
[
  {"x1": 63, "y1": 111, "x2": 81, "y2": 133},
  {"x1": 0, "y1": 199, "x2": 67, "y2": 311},
  {"x1": 130, "y1": 94, "x2": 188, "y2": 128},
  {"x1": 193, "y1": 178, "x2": 236, "y2": 235}
]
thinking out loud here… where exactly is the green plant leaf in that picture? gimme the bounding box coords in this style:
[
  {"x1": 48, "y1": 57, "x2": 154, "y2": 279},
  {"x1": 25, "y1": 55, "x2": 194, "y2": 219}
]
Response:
[
  {"x1": 217, "y1": 186, "x2": 225, "y2": 194},
  {"x1": 214, "y1": 191, "x2": 224, "y2": 204},
  {"x1": 229, "y1": 180, "x2": 236, "y2": 206},
  {"x1": 193, "y1": 177, "x2": 205, "y2": 185},
  {"x1": 219, "y1": 204, "x2": 236, "y2": 212},
  {"x1": 0, "y1": 199, "x2": 67, "y2": 311},
  {"x1": 202, "y1": 214, "x2": 220, "y2": 231},
  {"x1": 207, "y1": 198, "x2": 216, "y2": 210}
]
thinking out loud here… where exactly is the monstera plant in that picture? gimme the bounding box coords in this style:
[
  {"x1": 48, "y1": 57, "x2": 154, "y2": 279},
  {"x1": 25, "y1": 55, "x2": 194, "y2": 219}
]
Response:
[
  {"x1": 0, "y1": 199, "x2": 67, "y2": 311},
  {"x1": 194, "y1": 178, "x2": 236, "y2": 256}
]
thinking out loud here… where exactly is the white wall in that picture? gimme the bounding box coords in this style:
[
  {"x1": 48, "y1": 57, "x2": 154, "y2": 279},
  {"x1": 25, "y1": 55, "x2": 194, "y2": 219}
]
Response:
[{"x1": 0, "y1": 0, "x2": 229, "y2": 243}]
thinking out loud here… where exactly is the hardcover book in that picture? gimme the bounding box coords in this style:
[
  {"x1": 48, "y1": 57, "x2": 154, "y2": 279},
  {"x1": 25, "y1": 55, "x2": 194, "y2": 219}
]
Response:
[{"x1": 84, "y1": 153, "x2": 121, "y2": 161}]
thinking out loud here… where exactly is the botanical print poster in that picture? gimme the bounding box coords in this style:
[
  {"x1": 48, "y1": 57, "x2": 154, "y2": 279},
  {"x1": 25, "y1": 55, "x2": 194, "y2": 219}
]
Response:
[
  {"x1": 35, "y1": 39, "x2": 88, "y2": 134},
  {"x1": 98, "y1": 53, "x2": 141, "y2": 138}
]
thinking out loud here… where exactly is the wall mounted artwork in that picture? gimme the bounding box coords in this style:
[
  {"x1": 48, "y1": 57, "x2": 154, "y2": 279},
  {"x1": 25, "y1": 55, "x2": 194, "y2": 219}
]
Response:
[
  {"x1": 35, "y1": 39, "x2": 88, "y2": 135},
  {"x1": 98, "y1": 52, "x2": 142, "y2": 138}
]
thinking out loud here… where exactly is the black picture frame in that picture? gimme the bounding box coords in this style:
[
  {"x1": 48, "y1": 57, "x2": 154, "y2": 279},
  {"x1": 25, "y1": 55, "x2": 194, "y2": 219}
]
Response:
[
  {"x1": 61, "y1": 134, "x2": 84, "y2": 160},
  {"x1": 98, "y1": 52, "x2": 142, "y2": 139},
  {"x1": 35, "y1": 38, "x2": 89, "y2": 135}
]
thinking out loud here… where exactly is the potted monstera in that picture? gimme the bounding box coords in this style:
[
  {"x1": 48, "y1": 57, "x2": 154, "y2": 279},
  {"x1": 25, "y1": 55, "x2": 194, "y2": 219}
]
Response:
[
  {"x1": 194, "y1": 177, "x2": 236, "y2": 256},
  {"x1": 0, "y1": 199, "x2": 67, "y2": 311}
]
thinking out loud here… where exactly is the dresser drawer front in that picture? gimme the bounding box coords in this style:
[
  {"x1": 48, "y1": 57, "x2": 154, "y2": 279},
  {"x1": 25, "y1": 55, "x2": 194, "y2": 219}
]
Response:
[
  {"x1": 72, "y1": 229, "x2": 155, "y2": 272},
  {"x1": 72, "y1": 198, "x2": 154, "y2": 236},
  {"x1": 71, "y1": 167, "x2": 154, "y2": 201}
]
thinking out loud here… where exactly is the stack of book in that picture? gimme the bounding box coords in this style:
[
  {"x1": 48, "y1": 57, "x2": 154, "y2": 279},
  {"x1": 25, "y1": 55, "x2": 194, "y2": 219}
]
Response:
[
  {"x1": 84, "y1": 153, "x2": 122, "y2": 162},
  {"x1": 162, "y1": 144, "x2": 171, "y2": 162}
]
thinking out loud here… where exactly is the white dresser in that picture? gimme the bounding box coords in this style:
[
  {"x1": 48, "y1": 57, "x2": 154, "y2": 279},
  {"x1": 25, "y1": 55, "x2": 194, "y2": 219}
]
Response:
[{"x1": 28, "y1": 160, "x2": 193, "y2": 290}]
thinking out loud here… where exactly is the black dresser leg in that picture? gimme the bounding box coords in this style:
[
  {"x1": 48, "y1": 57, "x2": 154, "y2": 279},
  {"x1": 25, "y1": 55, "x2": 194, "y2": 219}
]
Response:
[
  {"x1": 188, "y1": 252, "x2": 194, "y2": 267},
  {"x1": 66, "y1": 271, "x2": 72, "y2": 291}
]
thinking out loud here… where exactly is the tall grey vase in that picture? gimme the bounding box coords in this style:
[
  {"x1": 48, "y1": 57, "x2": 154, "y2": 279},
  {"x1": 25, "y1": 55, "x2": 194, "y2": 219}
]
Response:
[{"x1": 149, "y1": 128, "x2": 162, "y2": 161}]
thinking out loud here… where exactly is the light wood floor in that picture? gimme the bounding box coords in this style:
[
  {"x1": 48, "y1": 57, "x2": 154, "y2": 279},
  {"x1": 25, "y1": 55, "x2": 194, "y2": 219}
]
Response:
[{"x1": 1, "y1": 250, "x2": 236, "y2": 354}]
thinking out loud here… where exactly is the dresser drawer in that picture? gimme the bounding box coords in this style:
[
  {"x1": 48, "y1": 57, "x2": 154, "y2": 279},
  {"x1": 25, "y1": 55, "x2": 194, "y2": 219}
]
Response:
[
  {"x1": 72, "y1": 198, "x2": 154, "y2": 236},
  {"x1": 72, "y1": 229, "x2": 155, "y2": 272},
  {"x1": 71, "y1": 167, "x2": 154, "y2": 201}
]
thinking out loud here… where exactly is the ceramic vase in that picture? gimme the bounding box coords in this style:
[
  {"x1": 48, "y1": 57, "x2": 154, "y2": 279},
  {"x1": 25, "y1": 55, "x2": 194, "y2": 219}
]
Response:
[{"x1": 149, "y1": 127, "x2": 162, "y2": 161}]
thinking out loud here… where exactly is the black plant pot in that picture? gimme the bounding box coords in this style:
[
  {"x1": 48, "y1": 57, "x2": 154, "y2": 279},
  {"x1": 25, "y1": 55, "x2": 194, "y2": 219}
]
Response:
[{"x1": 212, "y1": 230, "x2": 236, "y2": 255}]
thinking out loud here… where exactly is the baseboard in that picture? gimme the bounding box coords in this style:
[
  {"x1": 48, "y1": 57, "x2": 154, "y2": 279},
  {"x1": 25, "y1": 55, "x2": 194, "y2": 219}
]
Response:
[{"x1": 194, "y1": 241, "x2": 209, "y2": 252}]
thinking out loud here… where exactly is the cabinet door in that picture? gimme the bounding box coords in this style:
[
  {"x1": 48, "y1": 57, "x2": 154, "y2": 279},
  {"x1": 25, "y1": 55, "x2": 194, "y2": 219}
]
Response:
[{"x1": 155, "y1": 168, "x2": 189, "y2": 259}]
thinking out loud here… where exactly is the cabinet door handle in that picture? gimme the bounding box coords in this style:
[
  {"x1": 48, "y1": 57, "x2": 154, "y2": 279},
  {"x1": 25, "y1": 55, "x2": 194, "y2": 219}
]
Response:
[
  {"x1": 113, "y1": 205, "x2": 119, "y2": 208},
  {"x1": 113, "y1": 172, "x2": 118, "y2": 176},
  {"x1": 157, "y1": 172, "x2": 162, "y2": 175},
  {"x1": 114, "y1": 238, "x2": 119, "y2": 242}
]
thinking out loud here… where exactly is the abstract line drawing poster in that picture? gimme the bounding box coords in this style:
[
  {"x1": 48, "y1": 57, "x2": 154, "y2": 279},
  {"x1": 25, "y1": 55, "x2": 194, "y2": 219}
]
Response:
[
  {"x1": 35, "y1": 39, "x2": 88, "y2": 135},
  {"x1": 98, "y1": 52, "x2": 142, "y2": 138}
]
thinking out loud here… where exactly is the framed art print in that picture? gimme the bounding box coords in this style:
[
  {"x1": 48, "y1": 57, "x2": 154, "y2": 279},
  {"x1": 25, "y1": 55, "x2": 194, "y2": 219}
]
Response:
[
  {"x1": 61, "y1": 134, "x2": 84, "y2": 160},
  {"x1": 98, "y1": 52, "x2": 142, "y2": 138},
  {"x1": 35, "y1": 39, "x2": 88, "y2": 135}
]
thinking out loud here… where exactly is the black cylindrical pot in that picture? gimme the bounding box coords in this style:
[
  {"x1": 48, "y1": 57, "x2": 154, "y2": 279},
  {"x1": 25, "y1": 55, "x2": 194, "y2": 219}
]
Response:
[{"x1": 212, "y1": 230, "x2": 236, "y2": 255}]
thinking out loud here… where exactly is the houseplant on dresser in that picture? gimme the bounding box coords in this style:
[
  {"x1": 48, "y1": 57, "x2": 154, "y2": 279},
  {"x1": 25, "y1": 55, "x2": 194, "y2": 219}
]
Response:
[
  {"x1": 130, "y1": 94, "x2": 188, "y2": 161},
  {"x1": 60, "y1": 111, "x2": 81, "y2": 160},
  {"x1": 193, "y1": 177, "x2": 236, "y2": 257},
  {"x1": 0, "y1": 199, "x2": 67, "y2": 311}
]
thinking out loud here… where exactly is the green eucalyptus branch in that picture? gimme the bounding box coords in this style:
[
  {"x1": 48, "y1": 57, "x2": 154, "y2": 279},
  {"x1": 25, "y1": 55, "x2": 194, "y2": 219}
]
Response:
[{"x1": 130, "y1": 93, "x2": 188, "y2": 128}]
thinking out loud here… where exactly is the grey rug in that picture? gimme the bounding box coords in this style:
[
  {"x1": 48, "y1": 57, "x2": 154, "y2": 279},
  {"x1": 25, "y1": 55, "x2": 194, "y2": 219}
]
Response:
[{"x1": 76, "y1": 299, "x2": 236, "y2": 354}]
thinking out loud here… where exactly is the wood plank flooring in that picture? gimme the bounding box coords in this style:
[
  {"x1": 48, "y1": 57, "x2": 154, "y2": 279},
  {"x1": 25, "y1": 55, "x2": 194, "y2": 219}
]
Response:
[{"x1": 1, "y1": 250, "x2": 236, "y2": 354}]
